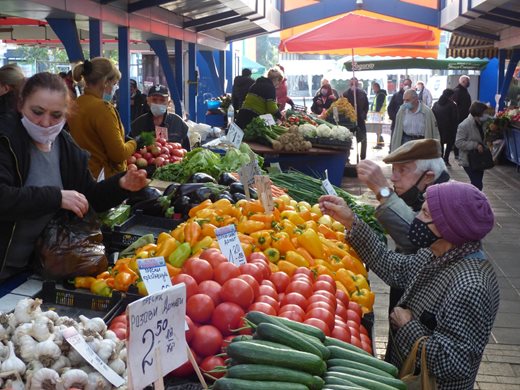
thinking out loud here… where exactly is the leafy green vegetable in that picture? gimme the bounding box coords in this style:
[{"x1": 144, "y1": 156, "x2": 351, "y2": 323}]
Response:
[{"x1": 140, "y1": 131, "x2": 155, "y2": 146}]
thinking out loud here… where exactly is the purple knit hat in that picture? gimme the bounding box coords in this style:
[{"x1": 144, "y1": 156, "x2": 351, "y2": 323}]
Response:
[{"x1": 426, "y1": 182, "x2": 494, "y2": 245}]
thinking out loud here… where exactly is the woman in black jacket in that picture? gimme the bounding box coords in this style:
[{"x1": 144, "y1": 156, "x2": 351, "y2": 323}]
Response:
[{"x1": 432, "y1": 89, "x2": 459, "y2": 166}]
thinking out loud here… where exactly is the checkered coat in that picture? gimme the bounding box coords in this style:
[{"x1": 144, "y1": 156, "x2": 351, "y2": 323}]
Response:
[{"x1": 348, "y1": 219, "x2": 500, "y2": 390}]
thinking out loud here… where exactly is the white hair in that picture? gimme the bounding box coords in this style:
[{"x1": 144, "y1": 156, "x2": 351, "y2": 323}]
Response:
[
  {"x1": 414, "y1": 158, "x2": 447, "y2": 181},
  {"x1": 404, "y1": 89, "x2": 418, "y2": 100},
  {"x1": 459, "y1": 75, "x2": 470, "y2": 83}
]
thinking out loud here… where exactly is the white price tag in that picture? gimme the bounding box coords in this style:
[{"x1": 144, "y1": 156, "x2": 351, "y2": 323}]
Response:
[
  {"x1": 227, "y1": 123, "x2": 244, "y2": 148},
  {"x1": 63, "y1": 327, "x2": 125, "y2": 387},
  {"x1": 259, "y1": 114, "x2": 276, "y2": 126},
  {"x1": 138, "y1": 257, "x2": 173, "y2": 294},
  {"x1": 215, "y1": 225, "x2": 246, "y2": 266},
  {"x1": 127, "y1": 285, "x2": 187, "y2": 390},
  {"x1": 322, "y1": 179, "x2": 337, "y2": 196},
  {"x1": 333, "y1": 107, "x2": 340, "y2": 124},
  {"x1": 155, "y1": 126, "x2": 168, "y2": 141}
]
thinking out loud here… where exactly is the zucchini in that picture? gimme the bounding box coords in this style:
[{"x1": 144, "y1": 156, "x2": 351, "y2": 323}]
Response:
[
  {"x1": 275, "y1": 316, "x2": 326, "y2": 341},
  {"x1": 327, "y1": 346, "x2": 398, "y2": 378},
  {"x1": 324, "y1": 374, "x2": 365, "y2": 388},
  {"x1": 226, "y1": 341, "x2": 325, "y2": 376},
  {"x1": 256, "y1": 322, "x2": 324, "y2": 358},
  {"x1": 325, "y1": 371, "x2": 398, "y2": 390},
  {"x1": 328, "y1": 367, "x2": 406, "y2": 389},
  {"x1": 213, "y1": 378, "x2": 309, "y2": 390},
  {"x1": 226, "y1": 364, "x2": 324, "y2": 390},
  {"x1": 327, "y1": 359, "x2": 394, "y2": 378},
  {"x1": 324, "y1": 336, "x2": 371, "y2": 356}
]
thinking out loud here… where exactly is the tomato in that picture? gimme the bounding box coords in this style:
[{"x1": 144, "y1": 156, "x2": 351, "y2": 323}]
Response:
[
  {"x1": 260, "y1": 279, "x2": 276, "y2": 290},
  {"x1": 198, "y1": 280, "x2": 222, "y2": 306},
  {"x1": 221, "y1": 335, "x2": 236, "y2": 353},
  {"x1": 334, "y1": 318, "x2": 349, "y2": 329},
  {"x1": 303, "y1": 317, "x2": 331, "y2": 336},
  {"x1": 255, "y1": 295, "x2": 280, "y2": 313},
  {"x1": 350, "y1": 334, "x2": 363, "y2": 349},
  {"x1": 279, "y1": 304, "x2": 306, "y2": 318},
  {"x1": 220, "y1": 278, "x2": 254, "y2": 309},
  {"x1": 187, "y1": 294, "x2": 215, "y2": 324},
  {"x1": 348, "y1": 326, "x2": 361, "y2": 341},
  {"x1": 346, "y1": 319, "x2": 360, "y2": 329},
  {"x1": 258, "y1": 285, "x2": 278, "y2": 300},
  {"x1": 239, "y1": 263, "x2": 263, "y2": 283},
  {"x1": 305, "y1": 307, "x2": 335, "y2": 330},
  {"x1": 278, "y1": 292, "x2": 285, "y2": 302},
  {"x1": 185, "y1": 315, "x2": 197, "y2": 343},
  {"x1": 360, "y1": 333, "x2": 372, "y2": 345},
  {"x1": 307, "y1": 293, "x2": 336, "y2": 309},
  {"x1": 314, "y1": 290, "x2": 337, "y2": 305},
  {"x1": 294, "y1": 267, "x2": 313, "y2": 277},
  {"x1": 249, "y1": 252, "x2": 268, "y2": 262},
  {"x1": 172, "y1": 274, "x2": 199, "y2": 298},
  {"x1": 270, "y1": 272, "x2": 291, "y2": 293},
  {"x1": 346, "y1": 309, "x2": 362, "y2": 325},
  {"x1": 248, "y1": 302, "x2": 277, "y2": 316},
  {"x1": 335, "y1": 289, "x2": 350, "y2": 306},
  {"x1": 110, "y1": 314, "x2": 127, "y2": 327},
  {"x1": 348, "y1": 301, "x2": 363, "y2": 318},
  {"x1": 200, "y1": 355, "x2": 226, "y2": 379},
  {"x1": 280, "y1": 292, "x2": 308, "y2": 310},
  {"x1": 306, "y1": 301, "x2": 335, "y2": 314},
  {"x1": 183, "y1": 258, "x2": 213, "y2": 284},
  {"x1": 200, "y1": 249, "x2": 227, "y2": 268},
  {"x1": 317, "y1": 274, "x2": 335, "y2": 284},
  {"x1": 291, "y1": 273, "x2": 313, "y2": 285},
  {"x1": 278, "y1": 311, "x2": 303, "y2": 322},
  {"x1": 237, "y1": 274, "x2": 260, "y2": 298},
  {"x1": 214, "y1": 262, "x2": 241, "y2": 285},
  {"x1": 331, "y1": 326, "x2": 351, "y2": 343},
  {"x1": 251, "y1": 260, "x2": 271, "y2": 279},
  {"x1": 360, "y1": 324, "x2": 369, "y2": 337},
  {"x1": 286, "y1": 280, "x2": 313, "y2": 299},
  {"x1": 313, "y1": 280, "x2": 336, "y2": 294},
  {"x1": 335, "y1": 301, "x2": 348, "y2": 321},
  {"x1": 192, "y1": 325, "x2": 223, "y2": 358}
]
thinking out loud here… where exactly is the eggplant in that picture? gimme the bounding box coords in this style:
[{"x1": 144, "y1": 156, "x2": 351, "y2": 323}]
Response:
[
  {"x1": 189, "y1": 172, "x2": 216, "y2": 184},
  {"x1": 249, "y1": 187, "x2": 258, "y2": 199},
  {"x1": 228, "y1": 182, "x2": 245, "y2": 194},
  {"x1": 217, "y1": 191, "x2": 234, "y2": 202},
  {"x1": 176, "y1": 183, "x2": 206, "y2": 197},
  {"x1": 132, "y1": 198, "x2": 165, "y2": 217},
  {"x1": 173, "y1": 195, "x2": 193, "y2": 217},
  {"x1": 232, "y1": 192, "x2": 247, "y2": 202},
  {"x1": 194, "y1": 186, "x2": 214, "y2": 202},
  {"x1": 126, "y1": 186, "x2": 161, "y2": 206},
  {"x1": 163, "y1": 182, "x2": 181, "y2": 197},
  {"x1": 218, "y1": 172, "x2": 238, "y2": 186}
]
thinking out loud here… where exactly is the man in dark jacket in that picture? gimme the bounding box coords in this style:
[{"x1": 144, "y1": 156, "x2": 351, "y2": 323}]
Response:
[
  {"x1": 115, "y1": 79, "x2": 149, "y2": 122},
  {"x1": 231, "y1": 68, "x2": 255, "y2": 110},
  {"x1": 387, "y1": 78, "x2": 412, "y2": 142},
  {"x1": 451, "y1": 75, "x2": 472, "y2": 159},
  {"x1": 344, "y1": 77, "x2": 369, "y2": 160}
]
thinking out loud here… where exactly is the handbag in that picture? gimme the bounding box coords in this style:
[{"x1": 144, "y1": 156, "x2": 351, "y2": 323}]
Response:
[
  {"x1": 468, "y1": 148, "x2": 494, "y2": 170},
  {"x1": 399, "y1": 336, "x2": 437, "y2": 390}
]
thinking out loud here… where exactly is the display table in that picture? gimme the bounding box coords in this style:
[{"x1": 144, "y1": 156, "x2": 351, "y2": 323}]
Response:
[
  {"x1": 504, "y1": 123, "x2": 520, "y2": 170},
  {"x1": 248, "y1": 142, "x2": 348, "y2": 186}
]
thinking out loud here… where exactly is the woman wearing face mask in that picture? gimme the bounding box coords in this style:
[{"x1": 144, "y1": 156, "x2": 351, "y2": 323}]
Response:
[
  {"x1": 455, "y1": 101, "x2": 491, "y2": 190},
  {"x1": 130, "y1": 84, "x2": 190, "y2": 151},
  {"x1": 0, "y1": 72, "x2": 148, "y2": 281},
  {"x1": 319, "y1": 181, "x2": 499, "y2": 390},
  {"x1": 0, "y1": 63, "x2": 25, "y2": 116},
  {"x1": 310, "y1": 83, "x2": 336, "y2": 115},
  {"x1": 68, "y1": 58, "x2": 137, "y2": 179}
]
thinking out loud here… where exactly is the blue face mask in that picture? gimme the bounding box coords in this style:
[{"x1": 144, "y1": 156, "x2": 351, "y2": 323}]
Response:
[
  {"x1": 103, "y1": 85, "x2": 117, "y2": 102},
  {"x1": 403, "y1": 102, "x2": 413, "y2": 110},
  {"x1": 150, "y1": 103, "x2": 167, "y2": 116}
]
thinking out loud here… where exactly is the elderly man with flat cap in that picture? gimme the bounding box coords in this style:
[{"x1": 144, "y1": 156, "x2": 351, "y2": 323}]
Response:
[{"x1": 357, "y1": 139, "x2": 450, "y2": 325}]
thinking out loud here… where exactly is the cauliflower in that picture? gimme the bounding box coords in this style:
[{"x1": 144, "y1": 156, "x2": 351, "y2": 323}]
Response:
[
  {"x1": 316, "y1": 124, "x2": 333, "y2": 138},
  {"x1": 331, "y1": 125, "x2": 353, "y2": 141},
  {"x1": 298, "y1": 123, "x2": 317, "y2": 138}
]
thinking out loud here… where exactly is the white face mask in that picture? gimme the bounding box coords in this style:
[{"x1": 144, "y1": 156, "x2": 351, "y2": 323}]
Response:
[
  {"x1": 403, "y1": 85, "x2": 411, "y2": 91},
  {"x1": 150, "y1": 103, "x2": 167, "y2": 116},
  {"x1": 22, "y1": 116, "x2": 65, "y2": 145}
]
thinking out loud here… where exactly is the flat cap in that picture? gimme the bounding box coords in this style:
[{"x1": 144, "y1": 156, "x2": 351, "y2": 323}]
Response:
[{"x1": 384, "y1": 139, "x2": 442, "y2": 164}]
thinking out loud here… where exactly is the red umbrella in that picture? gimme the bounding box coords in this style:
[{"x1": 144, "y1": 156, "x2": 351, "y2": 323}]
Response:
[{"x1": 279, "y1": 13, "x2": 435, "y2": 52}]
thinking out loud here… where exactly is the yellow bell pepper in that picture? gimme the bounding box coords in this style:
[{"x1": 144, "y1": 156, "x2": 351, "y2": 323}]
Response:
[
  {"x1": 311, "y1": 203, "x2": 322, "y2": 217},
  {"x1": 201, "y1": 223, "x2": 218, "y2": 238},
  {"x1": 271, "y1": 232, "x2": 296, "y2": 254},
  {"x1": 318, "y1": 214, "x2": 333, "y2": 227},
  {"x1": 296, "y1": 247, "x2": 314, "y2": 266},
  {"x1": 327, "y1": 255, "x2": 345, "y2": 272},
  {"x1": 188, "y1": 199, "x2": 212, "y2": 218},
  {"x1": 297, "y1": 201, "x2": 312, "y2": 211},
  {"x1": 241, "y1": 242, "x2": 253, "y2": 257},
  {"x1": 212, "y1": 198, "x2": 234, "y2": 215},
  {"x1": 342, "y1": 254, "x2": 368, "y2": 278},
  {"x1": 277, "y1": 194, "x2": 292, "y2": 205},
  {"x1": 281, "y1": 219, "x2": 303, "y2": 238},
  {"x1": 311, "y1": 264, "x2": 335, "y2": 278},
  {"x1": 351, "y1": 288, "x2": 375, "y2": 312},
  {"x1": 297, "y1": 229, "x2": 324, "y2": 259},
  {"x1": 157, "y1": 232, "x2": 173, "y2": 246},
  {"x1": 277, "y1": 260, "x2": 298, "y2": 276},
  {"x1": 184, "y1": 221, "x2": 202, "y2": 247},
  {"x1": 264, "y1": 248, "x2": 281, "y2": 263},
  {"x1": 268, "y1": 262, "x2": 279, "y2": 273},
  {"x1": 192, "y1": 236, "x2": 214, "y2": 254},
  {"x1": 90, "y1": 279, "x2": 112, "y2": 297},
  {"x1": 250, "y1": 214, "x2": 275, "y2": 230},
  {"x1": 336, "y1": 268, "x2": 358, "y2": 294},
  {"x1": 137, "y1": 281, "x2": 148, "y2": 296},
  {"x1": 250, "y1": 230, "x2": 272, "y2": 250},
  {"x1": 285, "y1": 251, "x2": 309, "y2": 268},
  {"x1": 332, "y1": 221, "x2": 345, "y2": 232},
  {"x1": 237, "y1": 219, "x2": 265, "y2": 234},
  {"x1": 171, "y1": 223, "x2": 186, "y2": 242},
  {"x1": 74, "y1": 276, "x2": 96, "y2": 289},
  {"x1": 155, "y1": 237, "x2": 179, "y2": 259},
  {"x1": 304, "y1": 220, "x2": 318, "y2": 231},
  {"x1": 241, "y1": 200, "x2": 265, "y2": 216},
  {"x1": 281, "y1": 210, "x2": 306, "y2": 225},
  {"x1": 319, "y1": 236, "x2": 349, "y2": 258}
]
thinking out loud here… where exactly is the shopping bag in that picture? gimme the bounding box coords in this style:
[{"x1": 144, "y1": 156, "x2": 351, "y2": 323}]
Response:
[
  {"x1": 399, "y1": 336, "x2": 437, "y2": 390},
  {"x1": 468, "y1": 148, "x2": 494, "y2": 170}
]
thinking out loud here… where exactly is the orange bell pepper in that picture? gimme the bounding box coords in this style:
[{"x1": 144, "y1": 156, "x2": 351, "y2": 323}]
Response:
[
  {"x1": 319, "y1": 236, "x2": 349, "y2": 258},
  {"x1": 241, "y1": 242, "x2": 253, "y2": 258},
  {"x1": 336, "y1": 268, "x2": 358, "y2": 294},
  {"x1": 268, "y1": 262, "x2": 279, "y2": 273},
  {"x1": 342, "y1": 254, "x2": 368, "y2": 278},
  {"x1": 188, "y1": 199, "x2": 212, "y2": 218},
  {"x1": 241, "y1": 200, "x2": 265, "y2": 216},
  {"x1": 285, "y1": 251, "x2": 310, "y2": 268},
  {"x1": 298, "y1": 209, "x2": 312, "y2": 222},
  {"x1": 237, "y1": 219, "x2": 265, "y2": 234},
  {"x1": 335, "y1": 280, "x2": 349, "y2": 295},
  {"x1": 250, "y1": 214, "x2": 275, "y2": 230},
  {"x1": 311, "y1": 264, "x2": 335, "y2": 278},
  {"x1": 213, "y1": 198, "x2": 234, "y2": 215},
  {"x1": 328, "y1": 255, "x2": 345, "y2": 272},
  {"x1": 318, "y1": 224, "x2": 338, "y2": 240},
  {"x1": 166, "y1": 263, "x2": 182, "y2": 278},
  {"x1": 184, "y1": 221, "x2": 202, "y2": 247},
  {"x1": 171, "y1": 223, "x2": 186, "y2": 242},
  {"x1": 277, "y1": 260, "x2": 298, "y2": 276},
  {"x1": 114, "y1": 271, "x2": 136, "y2": 292},
  {"x1": 271, "y1": 232, "x2": 296, "y2": 254},
  {"x1": 237, "y1": 232, "x2": 255, "y2": 245},
  {"x1": 201, "y1": 223, "x2": 218, "y2": 238},
  {"x1": 96, "y1": 271, "x2": 111, "y2": 280},
  {"x1": 296, "y1": 247, "x2": 314, "y2": 265},
  {"x1": 74, "y1": 276, "x2": 96, "y2": 289},
  {"x1": 250, "y1": 230, "x2": 272, "y2": 250},
  {"x1": 273, "y1": 198, "x2": 285, "y2": 212}
]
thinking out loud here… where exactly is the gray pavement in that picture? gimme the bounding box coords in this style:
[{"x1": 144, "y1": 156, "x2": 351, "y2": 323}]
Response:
[{"x1": 340, "y1": 133, "x2": 520, "y2": 389}]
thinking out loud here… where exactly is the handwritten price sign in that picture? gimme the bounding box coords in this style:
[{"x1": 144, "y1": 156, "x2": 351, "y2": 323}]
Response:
[
  {"x1": 138, "y1": 257, "x2": 173, "y2": 294},
  {"x1": 127, "y1": 284, "x2": 187, "y2": 389},
  {"x1": 216, "y1": 225, "x2": 246, "y2": 266}
]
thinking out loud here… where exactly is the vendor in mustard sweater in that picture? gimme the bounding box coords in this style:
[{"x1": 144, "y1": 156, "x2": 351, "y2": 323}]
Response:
[{"x1": 68, "y1": 58, "x2": 137, "y2": 179}]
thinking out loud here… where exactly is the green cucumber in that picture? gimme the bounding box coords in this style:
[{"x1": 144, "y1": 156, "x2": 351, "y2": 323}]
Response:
[
  {"x1": 245, "y1": 311, "x2": 283, "y2": 327},
  {"x1": 213, "y1": 378, "x2": 309, "y2": 390},
  {"x1": 232, "y1": 335, "x2": 254, "y2": 342},
  {"x1": 323, "y1": 386, "x2": 367, "y2": 390},
  {"x1": 324, "y1": 374, "x2": 366, "y2": 388},
  {"x1": 256, "y1": 322, "x2": 324, "y2": 358},
  {"x1": 275, "y1": 316, "x2": 326, "y2": 341},
  {"x1": 324, "y1": 336, "x2": 371, "y2": 355},
  {"x1": 328, "y1": 367, "x2": 406, "y2": 389},
  {"x1": 325, "y1": 371, "x2": 399, "y2": 390},
  {"x1": 243, "y1": 338, "x2": 296, "y2": 350},
  {"x1": 327, "y1": 346, "x2": 398, "y2": 377},
  {"x1": 226, "y1": 341, "x2": 325, "y2": 376},
  {"x1": 226, "y1": 364, "x2": 324, "y2": 390},
  {"x1": 297, "y1": 332, "x2": 331, "y2": 360},
  {"x1": 327, "y1": 359, "x2": 394, "y2": 378}
]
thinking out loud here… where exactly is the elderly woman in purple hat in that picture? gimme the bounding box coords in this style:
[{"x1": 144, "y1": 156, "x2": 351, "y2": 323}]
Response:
[{"x1": 319, "y1": 181, "x2": 499, "y2": 390}]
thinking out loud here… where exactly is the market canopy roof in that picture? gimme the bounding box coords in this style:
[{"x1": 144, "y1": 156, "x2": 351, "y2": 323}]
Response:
[
  {"x1": 343, "y1": 57, "x2": 490, "y2": 72},
  {"x1": 279, "y1": 11, "x2": 439, "y2": 58}
]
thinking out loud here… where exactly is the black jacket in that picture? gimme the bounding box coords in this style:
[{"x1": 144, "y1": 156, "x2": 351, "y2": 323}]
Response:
[
  {"x1": 131, "y1": 112, "x2": 191, "y2": 151},
  {"x1": 231, "y1": 75, "x2": 255, "y2": 110},
  {"x1": 343, "y1": 88, "x2": 369, "y2": 122},
  {"x1": 0, "y1": 113, "x2": 131, "y2": 272},
  {"x1": 388, "y1": 89, "x2": 404, "y2": 122},
  {"x1": 372, "y1": 89, "x2": 387, "y2": 112},
  {"x1": 432, "y1": 100, "x2": 459, "y2": 144},
  {"x1": 452, "y1": 84, "x2": 471, "y2": 124}
]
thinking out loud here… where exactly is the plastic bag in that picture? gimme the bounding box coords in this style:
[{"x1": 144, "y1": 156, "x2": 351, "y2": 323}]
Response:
[{"x1": 36, "y1": 209, "x2": 108, "y2": 280}]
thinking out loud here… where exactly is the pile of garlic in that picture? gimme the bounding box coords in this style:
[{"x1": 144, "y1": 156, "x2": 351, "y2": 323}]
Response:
[{"x1": 0, "y1": 297, "x2": 128, "y2": 389}]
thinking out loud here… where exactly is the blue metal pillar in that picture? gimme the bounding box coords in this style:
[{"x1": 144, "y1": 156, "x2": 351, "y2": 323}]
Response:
[
  {"x1": 118, "y1": 26, "x2": 131, "y2": 133},
  {"x1": 89, "y1": 19, "x2": 102, "y2": 58},
  {"x1": 226, "y1": 42, "x2": 233, "y2": 94},
  {"x1": 188, "y1": 43, "x2": 197, "y2": 121},
  {"x1": 499, "y1": 49, "x2": 520, "y2": 110},
  {"x1": 46, "y1": 18, "x2": 84, "y2": 62},
  {"x1": 218, "y1": 50, "x2": 225, "y2": 94},
  {"x1": 148, "y1": 39, "x2": 183, "y2": 116},
  {"x1": 175, "y1": 40, "x2": 184, "y2": 114}
]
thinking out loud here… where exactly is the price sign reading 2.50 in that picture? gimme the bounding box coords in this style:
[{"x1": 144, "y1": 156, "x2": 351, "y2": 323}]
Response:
[{"x1": 141, "y1": 318, "x2": 174, "y2": 374}]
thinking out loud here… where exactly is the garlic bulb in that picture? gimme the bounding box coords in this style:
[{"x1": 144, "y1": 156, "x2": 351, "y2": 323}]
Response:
[
  {"x1": 108, "y1": 358, "x2": 126, "y2": 376},
  {"x1": 50, "y1": 355, "x2": 70, "y2": 374},
  {"x1": 103, "y1": 329, "x2": 118, "y2": 342},
  {"x1": 12, "y1": 298, "x2": 42, "y2": 326},
  {"x1": 55, "y1": 316, "x2": 78, "y2": 328},
  {"x1": 86, "y1": 371, "x2": 111, "y2": 390},
  {"x1": 35, "y1": 335, "x2": 61, "y2": 367},
  {"x1": 79, "y1": 315, "x2": 107, "y2": 336},
  {"x1": 30, "y1": 315, "x2": 54, "y2": 342},
  {"x1": 5, "y1": 378, "x2": 25, "y2": 390},
  {"x1": 97, "y1": 339, "x2": 116, "y2": 363},
  {"x1": 40, "y1": 310, "x2": 59, "y2": 324},
  {"x1": 0, "y1": 312, "x2": 12, "y2": 341},
  {"x1": 25, "y1": 360, "x2": 44, "y2": 378},
  {"x1": 13, "y1": 322, "x2": 33, "y2": 344},
  {"x1": 67, "y1": 348, "x2": 85, "y2": 367},
  {"x1": 18, "y1": 334, "x2": 37, "y2": 362},
  {"x1": 119, "y1": 347, "x2": 127, "y2": 363},
  {"x1": 61, "y1": 368, "x2": 89, "y2": 389},
  {"x1": 0, "y1": 343, "x2": 9, "y2": 362},
  {"x1": 28, "y1": 367, "x2": 59, "y2": 390},
  {"x1": 1, "y1": 341, "x2": 26, "y2": 375}
]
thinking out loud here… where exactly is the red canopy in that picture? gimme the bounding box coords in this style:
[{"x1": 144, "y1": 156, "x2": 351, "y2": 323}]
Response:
[{"x1": 279, "y1": 13, "x2": 435, "y2": 52}]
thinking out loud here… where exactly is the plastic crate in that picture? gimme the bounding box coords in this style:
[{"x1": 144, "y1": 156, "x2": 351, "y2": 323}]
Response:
[
  {"x1": 305, "y1": 137, "x2": 352, "y2": 150},
  {"x1": 36, "y1": 281, "x2": 123, "y2": 323}
]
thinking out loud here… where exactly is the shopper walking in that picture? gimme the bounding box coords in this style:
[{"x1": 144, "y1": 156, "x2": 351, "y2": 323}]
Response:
[
  {"x1": 432, "y1": 88, "x2": 459, "y2": 166},
  {"x1": 387, "y1": 78, "x2": 412, "y2": 147},
  {"x1": 416, "y1": 81, "x2": 433, "y2": 107},
  {"x1": 452, "y1": 75, "x2": 472, "y2": 160},
  {"x1": 343, "y1": 77, "x2": 369, "y2": 160},
  {"x1": 231, "y1": 68, "x2": 255, "y2": 111},
  {"x1": 371, "y1": 82, "x2": 387, "y2": 149}
]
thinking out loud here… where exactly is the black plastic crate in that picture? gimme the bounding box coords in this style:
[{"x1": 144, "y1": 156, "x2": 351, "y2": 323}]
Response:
[{"x1": 36, "y1": 281, "x2": 123, "y2": 323}]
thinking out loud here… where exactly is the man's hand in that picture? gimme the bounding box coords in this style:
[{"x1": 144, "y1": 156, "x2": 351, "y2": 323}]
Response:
[
  {"x1": 119, "y1": 164, "x2": 149, "y2": 191},
  {"x1": 318, "y1": 195, "x2": 355, "y2": 229},
  {"x1": 357, "y1": 160, "x2": 390, "y2": 196},
  {"x1": 390, "y1": 307, "x2": 413, "y2": 330},
  {"x1": 61, "y1": 190, "x2": 89, "y2": 218}
]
